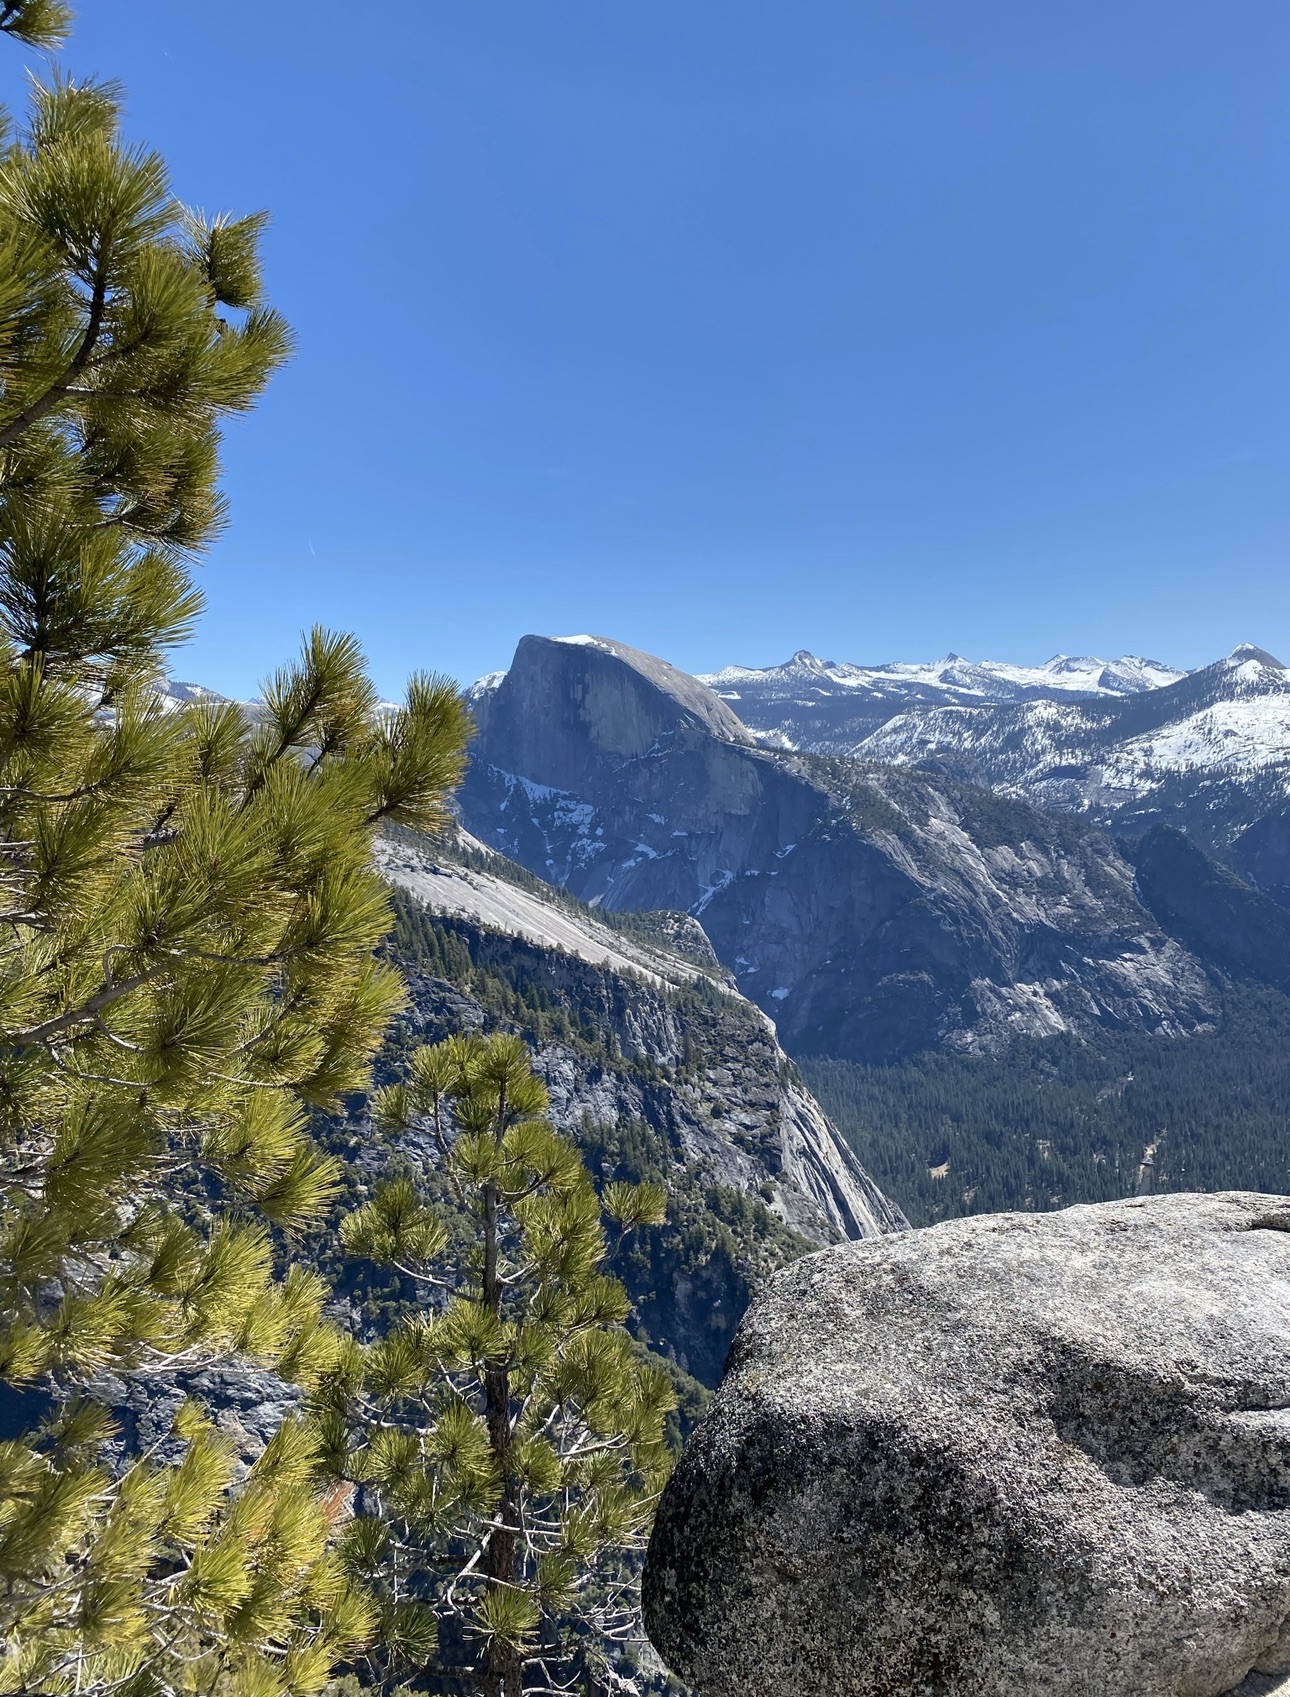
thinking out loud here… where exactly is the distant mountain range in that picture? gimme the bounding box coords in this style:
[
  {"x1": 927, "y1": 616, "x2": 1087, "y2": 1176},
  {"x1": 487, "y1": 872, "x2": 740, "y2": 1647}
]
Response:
[
  {"x1": 701, "y1": 647, "x2": 1187, "y2": 735},
  {"x1": 699, "y1": 647, "x2": 1187, "y2": 754},
  {"x1": 697, "y1": 642, "x2": 1290, "y2": 867}
]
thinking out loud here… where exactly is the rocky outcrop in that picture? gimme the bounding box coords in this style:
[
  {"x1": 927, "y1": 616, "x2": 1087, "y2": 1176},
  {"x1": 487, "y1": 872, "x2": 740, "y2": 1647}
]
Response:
[
  {"x1": 372, "y1": 831, "x2": 905, "y2": 1386},
  {"x1": 377, "y1": 831, "x2": 900, "y2": 1246},
  {"x1": 461, "y1": 634, "x2": 1216, "y2": 1062},
  {"x1": 468, "y1": 633, "x2": 753, "y2": 793},
  {"x1": 643, "y1": 1192, "x2": 1290, "y2": 1697},
  {"x1": 85, "y1": 1364, "x2": 300, "y2": 1472},
  {"x1": 1230, "y1": 805, "x2": 1290, "y2": 909}
]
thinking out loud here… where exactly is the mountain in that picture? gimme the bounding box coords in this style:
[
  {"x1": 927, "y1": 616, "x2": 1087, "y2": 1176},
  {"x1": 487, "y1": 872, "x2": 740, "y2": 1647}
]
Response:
[
  {"x1": 460, "y1": 634, "x2": 1215, "y2": 1065},
  {"x1": 858, "y1": 646, "x2": 1290, "y2": 855},
  {"x1": 375, "y1": 828, "x2": 899, "y2": 1250},
  {"x1": 366, "y1": 827, "x2": 902, "y2": 1392},
  {"x1": 154, "y1": 678, "x2": 230, "y2": 710},
  {"x1": 696, "y1": 644, "x2": 1290, "y2": 882},
  {"x1": 1129, "y1": 824, "x2": 1290, "y2": 993},
  {"x1": 699, "y1": 648, "x2": 1186, "y2": 750}
]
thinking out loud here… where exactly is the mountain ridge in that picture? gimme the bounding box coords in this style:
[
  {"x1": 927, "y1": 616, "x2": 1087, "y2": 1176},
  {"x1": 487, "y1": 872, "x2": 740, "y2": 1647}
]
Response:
[
  {"x1": 458, "y1": 633, "x2": 1219, "y2": 1065},
  {"x1": 701, "y1": 647, "x2": 1188, "y2": 710},
  {"x1": 375, "y1": 827, "x2": 900, "y2": 1247}
]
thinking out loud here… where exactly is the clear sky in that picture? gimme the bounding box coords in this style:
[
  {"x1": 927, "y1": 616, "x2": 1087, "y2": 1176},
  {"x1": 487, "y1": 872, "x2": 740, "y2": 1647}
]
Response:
[{"x1": 3, "y1": 2, "x2": 1288, "y2": 695}]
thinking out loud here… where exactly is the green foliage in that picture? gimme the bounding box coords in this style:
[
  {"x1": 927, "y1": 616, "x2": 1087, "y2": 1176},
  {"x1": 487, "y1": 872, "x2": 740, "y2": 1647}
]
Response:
[
  {"x1": 1, "y1": 1402, "x2": 374, "y2": 1697},
  {"x1": 0, "y1": 2, "x2": 72, "y2": 49},
  {"x1": 386, "y1": 882, "x2": 754, "y2": 1086},
  {"x1": 0, "y1": 40, "x2": 473, "y2": 1697},
  {"x1": 329, "y1": 1034, "x2": 676, "y2": 1697},
  {"x1": 0, "y1": 72, "x2": 291, "y2": 559},
  {"x1": 577, "y1": 1112, "x2": 811, "y2": 1400},
  {"x1": 805, "y1": 982, "x2": 1290, "y2": 1227},
  {"x1": 376, "y1": 887, "x2": 819, "y2": 1393}
]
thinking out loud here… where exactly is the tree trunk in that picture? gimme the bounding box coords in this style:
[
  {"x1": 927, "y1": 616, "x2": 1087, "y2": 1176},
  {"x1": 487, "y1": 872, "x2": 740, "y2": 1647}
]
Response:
[
  {"x1": 481, "y1": 1131, "x2": 523, "y2": 1697},
  {"x1": 480, "y1": 1645, "x2": 522, "y2": 1697}
]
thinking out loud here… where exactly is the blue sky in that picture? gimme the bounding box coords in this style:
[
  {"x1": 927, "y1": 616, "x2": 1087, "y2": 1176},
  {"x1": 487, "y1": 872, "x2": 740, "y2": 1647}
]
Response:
[{"x1": 3, "y1": 1, "x2": 1288, "y2": 695}]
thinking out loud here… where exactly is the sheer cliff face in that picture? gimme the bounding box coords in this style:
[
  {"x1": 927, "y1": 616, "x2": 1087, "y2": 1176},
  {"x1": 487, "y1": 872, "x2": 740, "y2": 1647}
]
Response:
[
  {"x1": 461, "y1": 637, "x2": 1216, "y2": 1065},
  {"x1": 469, "y1": 634, "x2": 753, "y2": 794},
  {"x1": 376, "y1": 834, "x2": 901, "y2": 1248}
]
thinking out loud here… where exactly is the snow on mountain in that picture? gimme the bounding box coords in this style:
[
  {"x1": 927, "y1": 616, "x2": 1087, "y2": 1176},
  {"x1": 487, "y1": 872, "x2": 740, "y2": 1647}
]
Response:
[
  {"x1": 693, "y1": 648, "x2": 1188, "y2": 756},
  {"x1": 857, "y1": 648, "x2": 1290, "y2": 832},
  {"x1": 687, "y1": 642, "x2": 1290, "y2": 837},
  {"x1": 1097, "y1": 655, "x2": 1290, "y2": 795},
  {"x1": 1102, "y1": 694, "x2": 1290, "y2": 792},
  {"x1": 154, "y1": 679, "x2": 229, "y2": 711},
  {"x1": 467, "y1": 670, "x2": 507, "y2": 700},
  {"x1": 1096, "y1": 655, "x2": 1194, "y2": 693},
  {"x1": 153, "y1": 680, "x2": 404, "y2": 722},
  {"x1": 700, "y1": 649, "x2": 1185, "y2": 707}
]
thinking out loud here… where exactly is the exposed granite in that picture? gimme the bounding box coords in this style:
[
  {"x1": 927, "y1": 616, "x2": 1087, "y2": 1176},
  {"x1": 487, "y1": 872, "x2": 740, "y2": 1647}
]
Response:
[{"x1": 644, "y1": 1192, "x2": 1290, "y2": 1697}]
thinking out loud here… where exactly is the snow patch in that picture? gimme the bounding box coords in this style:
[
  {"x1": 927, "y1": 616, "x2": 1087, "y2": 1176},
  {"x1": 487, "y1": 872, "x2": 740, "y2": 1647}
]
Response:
[{"x1": 693, "y1": 869, "x2": 735, "y2": 915}]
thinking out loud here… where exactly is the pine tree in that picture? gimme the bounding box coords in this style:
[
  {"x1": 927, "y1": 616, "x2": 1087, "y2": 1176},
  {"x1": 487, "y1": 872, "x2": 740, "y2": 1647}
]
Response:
[
  {"x1": 0, "y1": 2, "x2": 71, "y2": 49},
  {"x1": 332, "y1": 1034, "x2": 674, "y2": 1697},
  {"x1": 0, "y1": 48, "x2": 474, "y2": 1697}
]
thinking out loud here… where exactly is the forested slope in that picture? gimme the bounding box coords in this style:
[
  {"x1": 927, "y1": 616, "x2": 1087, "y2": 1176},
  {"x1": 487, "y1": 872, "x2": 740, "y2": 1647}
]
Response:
[{"x1": 804, "y1": 982, "x2": 1290, "y2": 1227}]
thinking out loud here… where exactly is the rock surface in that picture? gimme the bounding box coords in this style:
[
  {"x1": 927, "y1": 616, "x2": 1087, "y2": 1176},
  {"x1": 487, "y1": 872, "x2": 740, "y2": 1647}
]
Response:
[
  {"x1": 643, "y1": 1192, "x2": 1290, "y2": 1697},
  {"x1": 1130, "y1": 826, "x2": 1290, "y2": 995}
]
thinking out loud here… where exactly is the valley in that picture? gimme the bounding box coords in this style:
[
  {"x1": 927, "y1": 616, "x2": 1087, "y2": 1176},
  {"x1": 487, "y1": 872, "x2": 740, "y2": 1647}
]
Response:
[{"x1": 453, "y1": 631, "x2": 1290, "y2": 1226}]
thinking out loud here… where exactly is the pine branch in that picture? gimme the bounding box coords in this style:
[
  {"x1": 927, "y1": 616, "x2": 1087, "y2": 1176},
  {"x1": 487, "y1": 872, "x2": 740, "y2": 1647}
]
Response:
[
  {"x1": 0, "y1": 267, "x2": 108, "y2": 451},
  {"x1": 0, "y1": 0, "x2": 73, "y2": 48}
]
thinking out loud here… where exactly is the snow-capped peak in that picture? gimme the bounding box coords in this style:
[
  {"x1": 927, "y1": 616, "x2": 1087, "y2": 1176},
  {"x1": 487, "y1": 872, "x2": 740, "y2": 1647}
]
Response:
[
  {"x1": 154, "y1": 679, "x2": 228, "y2": 712},
  {"x1": 467, "y1": 670, "x2": 507, "y2": 700},
  {"x1": 1042, "y1": 654, "x2": 1101, "y2": 675},
  {"x1": 698, "y1": 650, "x2": 1188, "y2": 703},
  {"x1": 1227, "y1": 644, "x2": 1284, "y2": 670}
]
